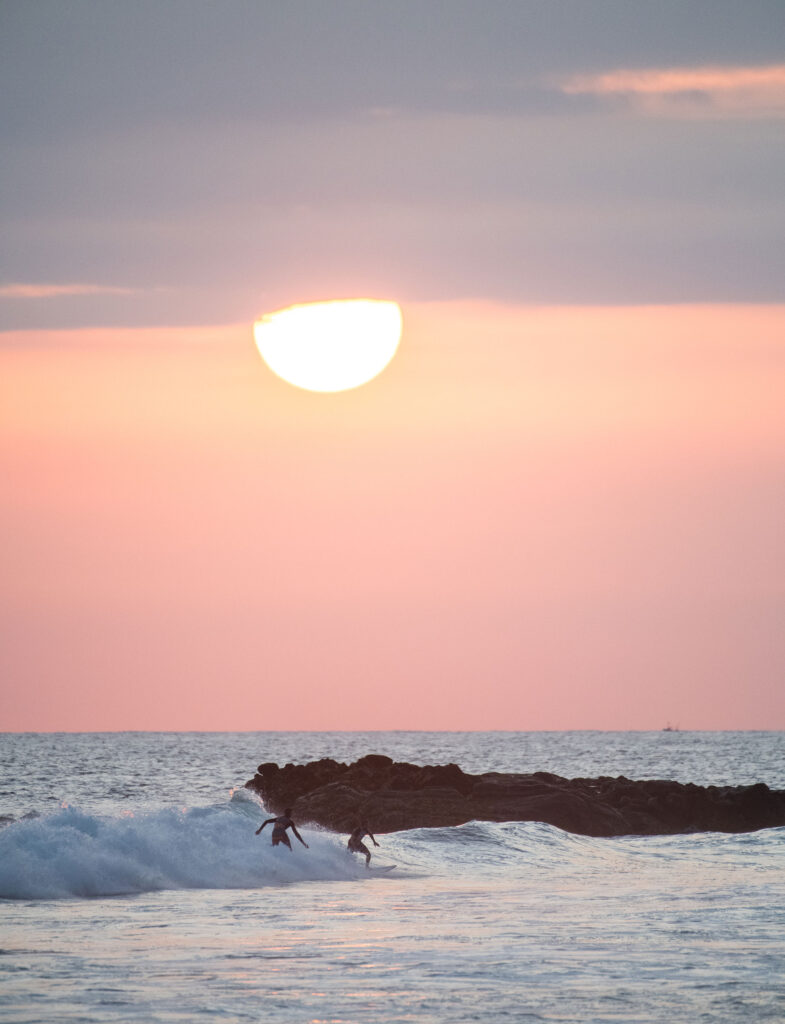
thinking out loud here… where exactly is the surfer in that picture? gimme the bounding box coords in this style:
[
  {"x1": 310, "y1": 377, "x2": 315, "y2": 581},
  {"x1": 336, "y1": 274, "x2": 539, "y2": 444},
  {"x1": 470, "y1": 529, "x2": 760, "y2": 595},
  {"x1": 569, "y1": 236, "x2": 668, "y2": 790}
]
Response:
[
  {"x1": 347, "y1": 822, "x2": 379, "y2": 867},
  {"x1": 255, "y1": 808, "x2": 309, "y2": 851}
]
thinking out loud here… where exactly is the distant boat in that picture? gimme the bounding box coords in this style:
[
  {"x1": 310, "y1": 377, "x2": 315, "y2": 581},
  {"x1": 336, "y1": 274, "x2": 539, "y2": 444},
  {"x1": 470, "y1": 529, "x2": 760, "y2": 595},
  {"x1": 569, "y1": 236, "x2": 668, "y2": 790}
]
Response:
[{"x1": 662, "y1": 723, "x2": 679, "y2": 732}]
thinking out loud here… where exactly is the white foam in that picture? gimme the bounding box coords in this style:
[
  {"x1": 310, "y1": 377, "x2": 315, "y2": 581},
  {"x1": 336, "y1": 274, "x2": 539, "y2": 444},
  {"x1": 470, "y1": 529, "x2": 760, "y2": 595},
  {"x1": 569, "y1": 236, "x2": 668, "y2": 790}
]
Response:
[{"x1": 0, "y1": 797, "x2": 360, "y2": 900}]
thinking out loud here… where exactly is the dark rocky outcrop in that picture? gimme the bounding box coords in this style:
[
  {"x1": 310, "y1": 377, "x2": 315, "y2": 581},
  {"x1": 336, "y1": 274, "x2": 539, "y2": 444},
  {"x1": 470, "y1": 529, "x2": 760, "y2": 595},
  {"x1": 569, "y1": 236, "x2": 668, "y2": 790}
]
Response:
[{"x1": 244, "y1": 755, "x2": 785, "y2": 838}]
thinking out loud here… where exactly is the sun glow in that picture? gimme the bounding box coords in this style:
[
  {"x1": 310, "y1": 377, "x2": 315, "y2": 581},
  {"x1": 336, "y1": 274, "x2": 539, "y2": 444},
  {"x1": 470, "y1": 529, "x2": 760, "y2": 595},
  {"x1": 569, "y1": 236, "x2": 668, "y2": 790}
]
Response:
[{"x1": 253, "y1": 299, "x2": 403, "y2": 393}]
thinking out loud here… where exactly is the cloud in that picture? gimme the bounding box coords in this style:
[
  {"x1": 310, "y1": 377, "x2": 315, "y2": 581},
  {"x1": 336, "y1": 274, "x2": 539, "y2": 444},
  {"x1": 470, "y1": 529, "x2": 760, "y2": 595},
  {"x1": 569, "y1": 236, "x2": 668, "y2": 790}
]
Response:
[
  {"x1": 561, "y1": 64, "x2": 785, "y2": 118},
  {"x1": 0, "y1": 283, "x2": 137, "y2": 299}
]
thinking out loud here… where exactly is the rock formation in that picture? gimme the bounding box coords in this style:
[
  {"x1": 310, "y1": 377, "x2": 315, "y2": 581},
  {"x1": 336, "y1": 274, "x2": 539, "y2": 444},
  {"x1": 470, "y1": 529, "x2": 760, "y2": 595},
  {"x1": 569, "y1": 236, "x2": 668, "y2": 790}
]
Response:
[{"x1": 245, "y1": 754, "x2": 785, "y2": 838}]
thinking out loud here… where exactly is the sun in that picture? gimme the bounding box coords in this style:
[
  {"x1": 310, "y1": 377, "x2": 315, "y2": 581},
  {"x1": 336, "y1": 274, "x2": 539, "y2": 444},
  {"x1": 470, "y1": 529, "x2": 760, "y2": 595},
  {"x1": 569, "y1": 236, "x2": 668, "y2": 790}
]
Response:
[{"x1": 253, "y1": 298, "x2": 403, "y2": 393}]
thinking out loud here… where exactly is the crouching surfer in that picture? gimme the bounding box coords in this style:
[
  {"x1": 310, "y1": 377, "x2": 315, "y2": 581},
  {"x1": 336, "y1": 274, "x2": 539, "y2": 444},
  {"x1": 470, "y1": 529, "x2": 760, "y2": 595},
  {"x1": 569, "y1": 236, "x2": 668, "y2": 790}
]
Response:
[
  {"x1": 347, "y1": 822, "x2": 379, "y2": 867},
  {"x1": 256, "y1": 808, "x2": 309, "y2": 851}
]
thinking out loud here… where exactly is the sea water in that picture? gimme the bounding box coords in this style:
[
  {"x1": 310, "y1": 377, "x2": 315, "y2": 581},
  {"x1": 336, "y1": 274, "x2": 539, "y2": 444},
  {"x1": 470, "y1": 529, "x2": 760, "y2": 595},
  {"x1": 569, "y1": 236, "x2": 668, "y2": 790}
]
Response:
[{"x1": 1, "y1": 732, "x2": 783, "y2": 1023}]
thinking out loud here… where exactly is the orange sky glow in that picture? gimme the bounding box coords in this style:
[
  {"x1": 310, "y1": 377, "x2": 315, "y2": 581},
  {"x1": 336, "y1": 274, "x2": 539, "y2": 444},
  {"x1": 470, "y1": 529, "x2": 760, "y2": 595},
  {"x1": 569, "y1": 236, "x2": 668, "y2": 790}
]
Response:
[{"x1": 561, "y1": 63, "x2": 785, "y2": 117}]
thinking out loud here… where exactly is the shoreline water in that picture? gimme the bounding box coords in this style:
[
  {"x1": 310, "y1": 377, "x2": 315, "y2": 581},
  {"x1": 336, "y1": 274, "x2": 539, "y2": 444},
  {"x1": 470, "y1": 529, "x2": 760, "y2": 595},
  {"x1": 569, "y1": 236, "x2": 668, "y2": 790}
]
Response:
[{"x1": 2, "y1": 732, "x2": 784, "y2": 1023}]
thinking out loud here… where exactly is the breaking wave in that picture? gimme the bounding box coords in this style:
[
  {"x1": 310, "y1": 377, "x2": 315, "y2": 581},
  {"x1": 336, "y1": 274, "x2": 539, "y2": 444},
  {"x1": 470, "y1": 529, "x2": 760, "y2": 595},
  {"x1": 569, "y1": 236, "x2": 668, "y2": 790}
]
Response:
[
  {"x1": 0, "y1": 790, "x2": 360, "y2": 900},
  {"x1": 2, "y1": 787, "x2": 781, "y2": 900}
]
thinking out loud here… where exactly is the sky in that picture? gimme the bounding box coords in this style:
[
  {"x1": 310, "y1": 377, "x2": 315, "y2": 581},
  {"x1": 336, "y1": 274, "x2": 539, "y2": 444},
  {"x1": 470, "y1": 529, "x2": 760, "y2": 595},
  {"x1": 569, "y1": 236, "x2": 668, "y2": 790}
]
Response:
[{"x1": 1, "y1": 1, "x2": 784, "y2": 731}]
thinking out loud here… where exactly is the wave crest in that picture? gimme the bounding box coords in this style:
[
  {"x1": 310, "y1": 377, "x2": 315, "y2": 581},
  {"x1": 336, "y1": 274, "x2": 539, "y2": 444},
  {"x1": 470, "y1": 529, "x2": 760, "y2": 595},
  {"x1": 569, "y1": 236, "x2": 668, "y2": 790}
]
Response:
[{"x1": 0, "y1": 796, "x2": 358, "y2": 900}]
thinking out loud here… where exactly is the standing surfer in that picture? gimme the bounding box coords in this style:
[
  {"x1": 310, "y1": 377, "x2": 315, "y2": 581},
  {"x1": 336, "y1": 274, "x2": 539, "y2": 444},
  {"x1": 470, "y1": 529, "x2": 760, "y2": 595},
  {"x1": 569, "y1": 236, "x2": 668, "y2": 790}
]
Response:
[
  {"x1": 347, "y1": 822, "x2": 379, "y2": 867},
  {"x1": 256, "y1": 808, "x2": 309, "y2": 850}
]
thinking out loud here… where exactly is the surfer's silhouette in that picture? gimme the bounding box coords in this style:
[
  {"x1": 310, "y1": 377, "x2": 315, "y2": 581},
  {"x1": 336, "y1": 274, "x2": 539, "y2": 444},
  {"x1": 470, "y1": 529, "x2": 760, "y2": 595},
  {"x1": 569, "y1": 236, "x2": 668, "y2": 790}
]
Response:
[
  {"x1": 256, "y1": 808, "x2": 309, "y2": 850},
  {"x1": 347, "y1": 822, "x2": 379, "y2": 867}
]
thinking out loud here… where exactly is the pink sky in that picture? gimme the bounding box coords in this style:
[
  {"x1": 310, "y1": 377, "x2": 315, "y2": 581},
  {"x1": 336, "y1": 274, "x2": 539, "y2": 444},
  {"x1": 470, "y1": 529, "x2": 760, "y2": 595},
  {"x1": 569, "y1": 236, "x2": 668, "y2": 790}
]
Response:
[{"x1": 2, "y1": 302, "x2": 784, "y2": 731}]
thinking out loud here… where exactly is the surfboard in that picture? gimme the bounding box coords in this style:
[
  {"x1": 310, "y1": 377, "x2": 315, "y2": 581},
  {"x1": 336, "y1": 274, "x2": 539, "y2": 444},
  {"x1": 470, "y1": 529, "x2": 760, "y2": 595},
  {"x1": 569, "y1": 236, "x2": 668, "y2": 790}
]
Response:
[{"x1": 368, "y1": 863, "x2": 396, "y2": 873}]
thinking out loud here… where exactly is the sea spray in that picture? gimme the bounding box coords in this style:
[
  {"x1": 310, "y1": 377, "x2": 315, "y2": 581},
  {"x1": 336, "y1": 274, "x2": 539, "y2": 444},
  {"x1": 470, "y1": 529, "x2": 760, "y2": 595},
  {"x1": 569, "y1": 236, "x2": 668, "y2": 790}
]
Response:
[{"x1": 0, "y1": 796, "x2": 360, "y2": 900}]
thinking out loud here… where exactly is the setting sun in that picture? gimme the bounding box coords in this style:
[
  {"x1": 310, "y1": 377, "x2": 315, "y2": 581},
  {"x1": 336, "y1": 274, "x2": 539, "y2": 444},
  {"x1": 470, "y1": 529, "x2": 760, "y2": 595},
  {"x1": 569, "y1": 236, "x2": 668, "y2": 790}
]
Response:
[{"x1": 253, "y1": 298, "x2": 402, "y2": 393}]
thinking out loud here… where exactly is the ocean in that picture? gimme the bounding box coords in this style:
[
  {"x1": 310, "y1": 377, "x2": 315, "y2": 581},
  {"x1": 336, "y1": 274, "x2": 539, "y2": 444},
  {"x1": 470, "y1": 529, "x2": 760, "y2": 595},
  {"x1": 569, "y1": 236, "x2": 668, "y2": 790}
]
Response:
[{"x1": 1, "y1": 731, "x2": 783, "y2": 1023}]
